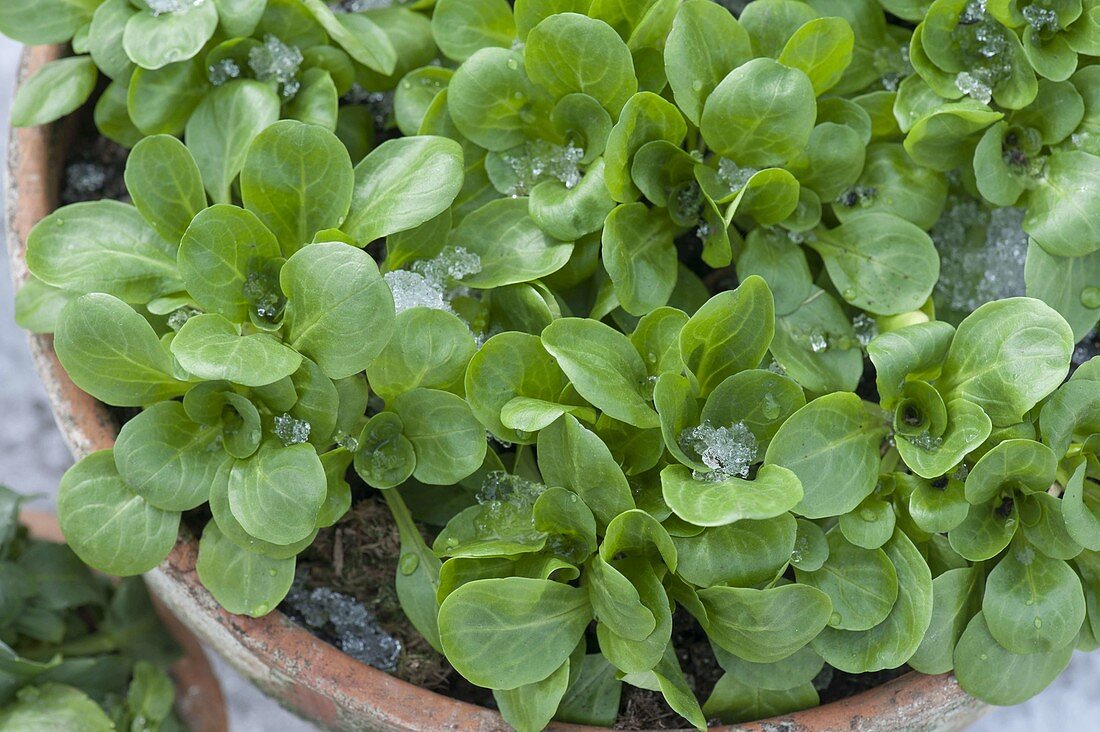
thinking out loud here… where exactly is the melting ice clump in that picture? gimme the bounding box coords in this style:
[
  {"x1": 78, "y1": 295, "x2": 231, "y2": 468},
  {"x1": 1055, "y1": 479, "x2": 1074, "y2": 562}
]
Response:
[
  {"x1": 208, "y1": 59, "x2": 241, "y2": 86},
  {"x1": 274, "y1": 414, "x2": 311, "y2": 446},
  {"x1": 249, "y1": 35, "x2": 304, "y2": 98},
  {"x1": 384, "y1": 247, "x2": 481, "y2": 315},
  {"x1": 500, "y1": 141, "x2": 586, "y2": 197},
  {"x1": 717, "y1": 159, "x2": 758, "y2": 191},
  {"x1": 146, "y1": 0, "x2": 206, "y2": 15},
  {"x1": 679, "y1": 421, "x2": 758, "y2": 482},
  {"x1": 953, "y1": 1, "x2": 1014, "y2": 104},
  {"x1": 284, "y1": 580, "x2": 402, "y2": 671},
  {"x1": 933, "y1": 200, "x2": 1027, "y2": 317}
]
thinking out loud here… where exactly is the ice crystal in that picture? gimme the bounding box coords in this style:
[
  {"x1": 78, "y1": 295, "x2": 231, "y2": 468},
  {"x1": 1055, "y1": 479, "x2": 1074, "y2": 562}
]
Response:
[
  {"x1": 243, "y1": 269, "x2": 285, "y2": 320},
  {"x1": 146, "y1": 0, "x2": 206, "y2": 15},
  {"x1": 1022, "y1": 6, "x2": 1059, "y2": 32},
  {"x1": 334, "y1": 431, "x2": 360, "y2": 452},
  {"x1": 385, "y1": 247, "x2": 482, "y2": 315},
  {"x1": 274, "y1": 414, "x2": 311, "y2": 446},
  {"x1": 717, "y1": 158, "x2": 759, "y2": 191},
  {"x1": 953, "y1": 1, "x2": 1014, "y2": 103},
  {"x1": 873, "y1": 45, "x2": 912, "y2": 91},
  {"x1": 679, "y1": 421, "x2": 758, "y2": 482},
  {"x1": 167, "y1": 307, "x2": 202, "y2": 332},
  {"x1": 249, "y1": 35, "x2": 304, "y2": 98},
  {"x1": 500, "y1": 140, "x2": 586, "y2": 196},
  {"x1": 283, "y1": 580, "x2": 402, "y2": 670},
  {"x1": 208, "y1": 59, "x2": 241, "y2": 86},
  {"x1": 933, "y1": 200, "x2": 1028, "y2": 317},
  {"x1": 955, "y1": 72, "x2": 993, "y2": 104},
  {"x1": 906, "y1": 432, "x2": 944, "y2": 452},
  {"x1": 852, "y1": 313, "x2": 879, "y2": 348},
  {"x1": 809, "y1": 330, "x2": 829, "y2": 353},
  {"x1": 474, "y1": 472, "x2": 546, "y2": 539}
]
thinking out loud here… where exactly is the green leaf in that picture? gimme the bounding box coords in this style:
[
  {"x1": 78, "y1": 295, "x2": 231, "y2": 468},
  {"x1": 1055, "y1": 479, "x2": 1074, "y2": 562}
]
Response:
[
  {"x1": 184, "y1": 80, "x2": 281, "y2": 204},
  {"x1": 227, "y1": 442, "x2": 326, "y2": 545},
  {"x1": 172, "y1": 314, "x2": 302, "y2": 387},
  {"x1": 903, "y1": 102, "x2": 1003, "y2": 172},
  {"x1": 123, "y1": 2, "x2": 218, "y2": 70},
  {"x1": 366, "y1": 308, "x2": 475, "y2": 401},
  {"x1": 791, "y1": 517, "x2": 829, "y2": 572},
  {"x1": 765, "y1": 393, "x2": 882, "y2": 520},
  {"x1": 1025, "y1": 151, "x2": 1100, "y2": 256},
  {"x1": 195, "y1": 520, "x2": 295, "y2": 617},
  {"x1": 383, "y1": 489, "x2": 444, "y2": 651},
  {"x1": 555, "y1": 654, "x2": 622, "y2": 727},
  {"x1": 698, "y1": 583, "x2": 832, "y2": 664},
  {"x1": 55, "y1": 294, "x2": 186, "y2": 407},
  {"x1": 447, "y1": 48, "x2": 534, "y2": 152},
  {"x1": 701, "y1": 58, "x2": 817, "y2": 167},
  {"x1": 537, "y1": 415, "x2": 636, "y2": 527},
  {"x1": 299, "y1": 0, "x2": 397, "y2": 74},
  {"x1": 735, "y1": 228, "x2": 813, "y2": 317},
  {"x1": 525, "y1": 13, "x2": 637, "y2": 115},
  {"x1": 950, "y1": 496, "x2": 1021, "y2": 562},
  {"x1": 770, "y1": 288, "x2": 863, "y2": 394},
  {"x1": 281, "y1": 242, "x2": 396, "y2": 379},
  {"x1": 909, "y1": 566, "x2": 981, "y2": 674},
  {"x1": 11, "y1": 55, "x2": 97, "y2": 127},
  {"x1": 494, "y1": 660, "x2": 570, "y2": 732},
  {"x1": 777, "y1": 16, "x2": 854, "y2": 95},
  {"x1": 240, "y1": 120, "x2": 355, "y2": 256},
  {"x1": 703, "y1": 674, "x2": 818, "y2": 725},
  {"x1": 177, "y1": 204, "x2": 282, "y2": 322},
  {"x1": 954, "y1": 612, "x2": 1074, "y2": 706},
  {"x1": 983, "y1": 542, "x2": 1085, "y2": 654},
  {"x1": 836, "y1": 143, "x2": 948, "y2": 229},
  {"x1": 354, "y1": 412, "x2": 417, "y2": 489},
  {"x1": 965, "y1": 439, "x2": 1058, "y2": 505},
  {"x1": 449, "y1": 198, "x2": 573, "y2": 288},
  {"x1": 604, "y1": 92, "x2": 687, "y2": 203},
  {"x1": 839, "y1": 497, "x2": 896, "y2": 551},
  {"x1": 937, "y1": 298, "x2": 1073, "y2": 426},
  {"x1": 679, "y1": 277, "x2": 775, "y2": 398},
  {"x1": 809, "y1": 213, "x2": 939, "y2": 316},
  {"x1": 530, "y1": 157, "x2": 617, "y2": 241},
  {"x1": 542, "y1": 319, "x2": 659, "y2": 429},
  {"x1": 661, "y1": 464, "x2": 803, "y2": 527},
  {"x1": 128, "y1": 56, "x2": 208, "y2": 137},
  {"x1": 344, "y1": 136, "x2": 465, "y2": 244},
  {"x1": 701, "y1": 369, "x2": 807, "y2": 450},
  {"x1": 125, "y1": 135, "x2": 207, "y2": 246},
  {"x1": 1024, "y1": 243, "x2": 1100, "y2": 342},
  {"x1": 432, "y1": 0, "x2": 516, "y2": 61},
  {"x1": 896, "y1": 398, "x2": 993, "y2": 480},
  {"x1": 114, "y1": 401, "x2": 225, "y2": 511},
  {"x1": 57, "y1": 451, "x2": 180, "y2": 576},
  {"x1": 0, "y1": 684, "x2": 114, "y2": 731},
  {"x1": 438, "y1": 577, "x2": 592, "y2": 689},
  {"x1": 664, "y1": 0, "x2": 751, "y2": 126},
  {"x1": 392, "y1": 389, "x2": 487, "y2": 485},
  {"x1": 738, "y1": 0, "x2": 819, "y2": 58},
  {"x1": 214, "y1": 0, "x2": 266, "y2": 37},
  {"x1": 810, "y1": 530, "x2": 933, "y2": 673},
  {"x1": 27, "y1": 200, "x2": 179, "y2": 303},
  {"x1": 867, "y1": 320, "x2": 955, "y2": 409},
  {"x1": 602, "y1": 203, "x2": 678, "y2": 316},
  {"x1": 0, "y1": 0, "x2": 100, "y2": 44},
  {"x1": 795, "y1": 530, "x2": 899, "y2": 631}
]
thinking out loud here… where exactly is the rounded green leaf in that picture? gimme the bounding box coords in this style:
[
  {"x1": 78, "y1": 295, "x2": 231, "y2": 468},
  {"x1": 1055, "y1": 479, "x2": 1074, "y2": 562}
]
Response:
[
  {"x1": 123, "y1": 2, "x2": 216, "y2": 70},
  {"x1": 664, "y1": 0, "x2": 752, "y2": 126},
  {"x1": 115, "y1": 401, "x2": 226, "y2": 511},
  {"x1": 354, "y1": 412, "x2": 417, "y2": 490},
  {"x1": 674, "y1": 514, "x2": 797, "y2": 587},
  {"x1": 299, "y1": 0, "x2": 397, "y2": 74},
  {"x1": 949, "y1": 496, "x2": 1021, "y2": 562},
  {"x1": 392, "y1": 389, "x2": 487, "y2": 486},
  {"x1": 55, "y1": 294, "x2": 187, "y2": 407},
  {"x1": 125, "y1": 135, "x2": 207, "y2": 246},
  {"x1": 965, "y1": 439, "x2": 1058, "y2": 505},
  {"x1": 602, "y1": 203, "x2": 678, "y2": 316},
  {"x1": 542, "y1": 318, "x2": 660, "y2": 429},
  {"x1": 27, "y1": 200, "x2": 180, "y2": 303},
  {"x1": 909, "y1": 566, "x2": 981, "y2": 675},
  {"x1": 281, "y1": 242, "x2": 396, "y2": 380},
  {"x1": 701, "y1": 58, "x2": 817, "y2": 167},
  {"x1": 765, "y1": 393, "x2": 882, "y2": 520},
  {"x1": 128, "y1": 56, "x2": 208, "y2": 137},
  {"x1": 525, "y1": 13, "x2": 637, "y2": 115},
  {"x1": 439, "y1": 577, "x2": 593, "y2": 690},
  {"x1": 58, "y1": 451, "x2": 180, "y2": 576},
  {"x1": 195, "y1": 520, "x2": 296, "y2": 617},
  {"x1": 366, "y1": 308, "x2": 476, "y2": 401},
  {"x1": 227, "y1": 442, "x2": 326, "y2": 545},
  {"x1": 810, "y1": 213, "x2": 939, "y2": 316},
  {"x1": 172, "y1": 313, "x2": 302, "y2": 387},
  {"x1": 662, "y1": 464, "x2": 803, "y2": 528},
  {"x1": 1024, "y1": 151, "x2": 1100, "y2": 257},
  {"x1": 432, "y1": 0, "x2": 516, "y2": 61},
  {"x1": 0, "y1": 0, "x2": 100, "y2": 44},
  {"x1": 777, "y1": 16, "x2": 854, "y2": 95},
  {"x1": 835, "y1": 143, "x2": 948, "y2": 230},
  {"x1": 448, "y1": 198, "x2": 574, "y2": 288},
  {"x1": 896, "y1": 398, "x2": 993, "y2": 480},
  {"x1": 698, "y1": 584, "x2": 832, "y2": 664},
  {"x1": 11, "y1": 55, "x2": 97, "y2": 127},
  {"x1": 1024, "y1": 243, "x2": 1100, "y2": 342},
  {"x1": 794, "y1": 531, "x2": 899, "y2": 631},
  {"x1": 344, "y1": 136, "x2": 465, "y2": 244},
  {"x1": 241, "y1": 120, "x2": 355, "y2": 255},
  {"x1": 529, "y1": 157, "x2": 617, "y2": 242},
  {"x1": 448, "y1": 48, "x2": 534, "y2": 152}
]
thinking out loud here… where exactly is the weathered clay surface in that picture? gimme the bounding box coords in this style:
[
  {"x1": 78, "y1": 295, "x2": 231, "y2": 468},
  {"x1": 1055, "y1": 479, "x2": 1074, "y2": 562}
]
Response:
[{"x1": 5, "y1": 44, "x2": 989, "y2": 732}]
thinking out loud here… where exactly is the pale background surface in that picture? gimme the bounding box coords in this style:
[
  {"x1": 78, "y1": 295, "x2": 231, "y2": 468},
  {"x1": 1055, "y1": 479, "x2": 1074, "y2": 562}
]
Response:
[{"x1": 0, "y1": 36, "x2": 1092, "y2": 732}]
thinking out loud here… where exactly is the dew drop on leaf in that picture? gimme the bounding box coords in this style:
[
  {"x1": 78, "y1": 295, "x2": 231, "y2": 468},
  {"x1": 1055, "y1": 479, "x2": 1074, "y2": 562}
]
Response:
[{"x1": 399, "y1": 553, "x2": 420, "y2": 576}]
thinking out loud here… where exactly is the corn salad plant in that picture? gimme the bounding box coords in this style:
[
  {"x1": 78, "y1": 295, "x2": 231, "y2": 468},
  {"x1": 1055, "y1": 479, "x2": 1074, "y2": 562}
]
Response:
[{"x1": 8, "y1": 0, "x2": 1100, "y2": 730}]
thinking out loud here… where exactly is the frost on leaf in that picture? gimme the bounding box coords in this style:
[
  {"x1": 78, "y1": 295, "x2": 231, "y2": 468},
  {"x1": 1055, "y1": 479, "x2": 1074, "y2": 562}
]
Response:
[
  {"x1": 500, "y1": 140, "x2": 586, "y2": 197},
  {"x1": 249, "y1": 35, "x2": 304, "y2": 99},
  {"x1": 717, "y1": 158, "x2": 758, "y2": 192},
  {"x1": 284, "y1": 580, "x2": 402, "y2": 670},
  {"x1": 933, "y1": 199, "x2": 1027, "y2": 317},
  {"x1": 383, "y1": 247, "x2": 482, "y2": 315},
  {"x1": 167, "y1": 307, "x2": 202, "y2": 332},
  {"x1": 208, "y1": 59, "x2": 241, "y2": 86},
  {"x1": 274, "y1": 413, "x2": 311, "y2": 446},
  {"x1": 952, "y1": 1, "x2": 1014, "y2": 104},
  {"x1": 1022, "y1": 6, "x2": 1060, "y2": 32},
  {"x1": 146, "y1": 0, "x2": 206, "y2": 15},
  {"x1": 679, "y1": 421, "x2": 758, "y2": 482},
  {"x1": 852, "y1": 313, "x2": 879, "y2": 348},
  {"x1": 904, "y1": 431, "x2": 944, "y2": 452}
]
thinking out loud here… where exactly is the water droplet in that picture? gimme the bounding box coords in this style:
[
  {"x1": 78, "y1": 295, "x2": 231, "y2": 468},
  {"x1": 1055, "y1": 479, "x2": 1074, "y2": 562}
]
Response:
[
  {"x1": 268, "y1": 569, "x2": 277, "y2": 577},
  {"x1": 1034, "y1": 617, "x2": 1043, "y2": 629},
  {"x1": 980, "y1": 653, "x2": 988, "y2": 661},
  {"x1": 1082, "y1": 287, "x2": 1100, "y2": 309},
  {"x1": 860, "y1": 508, "x2": 877, "y2": 522},
  {"x1": 445, "y1": 536, "x2": 459, "y2": 548},
  {"x1": 253, "y1": 603, "x2": 269, "y2": 615},
  {"x1": 399, "y1": 553, "x2": 420, "y2": 575},
  {"x1": 830, "y1": 612, "x2": 842, "y2": 626},
  {"x1": 1026, "y1": 598, "x2": 1035, "y2": 606},
  {"x1": 692, "y1": 79, "x2": 704, "y2": 92},
  {"x1": 506, "y1": 58, "x2": 519, "y2": 70},
  {"x1": 842, "y1": 288, "x2": 856, "y2": 301},
  {"x1": 401, "y1": 79, "x2": 412, "y2": 90},
  {"x1": 513, "y1": 91, "x2": 525, "y2": 101}
]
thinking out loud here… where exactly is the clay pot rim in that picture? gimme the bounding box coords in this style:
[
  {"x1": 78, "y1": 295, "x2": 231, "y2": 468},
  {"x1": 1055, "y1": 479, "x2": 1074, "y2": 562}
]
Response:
[{"x1": 4, "y1": 44, "x2": 986, "y2": 732}]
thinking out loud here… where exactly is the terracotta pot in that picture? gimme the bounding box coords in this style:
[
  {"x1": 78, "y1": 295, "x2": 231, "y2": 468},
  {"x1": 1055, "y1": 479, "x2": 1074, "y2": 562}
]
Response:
[
  {"x1": 4, "y1": 44, "x2": 990, "y2": 732},
  {"x1": 17, "y1": 510, "x2": 228, "y2": 732}
]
